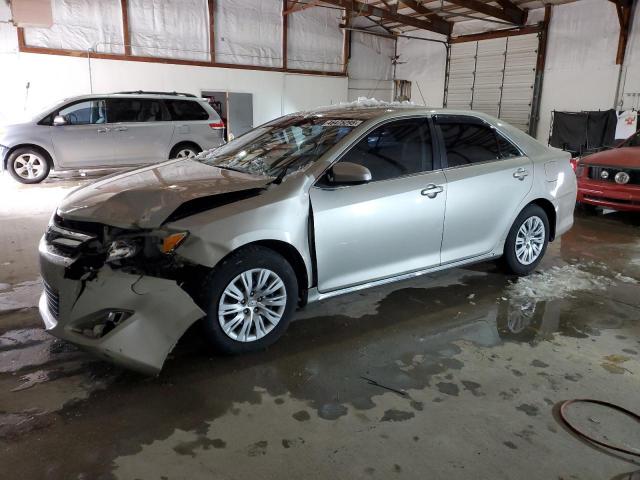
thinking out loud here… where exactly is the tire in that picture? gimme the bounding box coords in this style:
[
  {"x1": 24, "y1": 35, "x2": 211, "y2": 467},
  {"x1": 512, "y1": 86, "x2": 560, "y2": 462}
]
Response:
[
  {"x1": 169, "y1": 143, "x2": 201, "y2": 159},
  {"x1": 502, "y1": 204, "x2": 549, "y2": 276},
  {"x1": 201, "y1": 245, "x2": 298, "y2": 354},
  {"x1": 7, "y1": 147, "x2": 51, "y2": 184}
]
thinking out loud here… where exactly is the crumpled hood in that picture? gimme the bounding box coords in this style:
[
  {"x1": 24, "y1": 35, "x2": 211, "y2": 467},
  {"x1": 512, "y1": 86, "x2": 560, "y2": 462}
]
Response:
[
  {"x1": 58, "y1": 159, "x2": 271, "y2": 228},
  {"x1": 582, "y1": 147, "x2": 640, "y2": 168}
]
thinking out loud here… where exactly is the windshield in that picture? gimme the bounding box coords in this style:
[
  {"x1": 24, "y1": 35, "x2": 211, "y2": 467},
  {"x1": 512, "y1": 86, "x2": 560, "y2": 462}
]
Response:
[
  {"x1": 195, "y1": 116, "x2": 360, "y2": 177},
  {"x1": 621, "y1": 130, "x2": 640, "y2": 148}
]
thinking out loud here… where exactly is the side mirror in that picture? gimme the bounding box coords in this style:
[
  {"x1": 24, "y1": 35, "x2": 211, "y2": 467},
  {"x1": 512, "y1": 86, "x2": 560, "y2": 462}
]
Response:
[
  {"x1": 53, "y1": 115, "x2": 67, "y2": 126},
  {"x1": 330, "y1": 162, "x2": 372, "y2": 185}
]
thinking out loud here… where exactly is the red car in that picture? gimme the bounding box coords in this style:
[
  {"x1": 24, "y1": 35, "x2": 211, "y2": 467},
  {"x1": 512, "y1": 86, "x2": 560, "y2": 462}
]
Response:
[{"x1": 575, "y1": 131, "x2": 640, "y2": 212}]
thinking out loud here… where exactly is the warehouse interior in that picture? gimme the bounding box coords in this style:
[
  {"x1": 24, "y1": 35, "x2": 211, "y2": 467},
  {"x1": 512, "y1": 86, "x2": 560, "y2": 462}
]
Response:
[{"x1": 0, "y1": 0, "x2": 639, "y2": 479}]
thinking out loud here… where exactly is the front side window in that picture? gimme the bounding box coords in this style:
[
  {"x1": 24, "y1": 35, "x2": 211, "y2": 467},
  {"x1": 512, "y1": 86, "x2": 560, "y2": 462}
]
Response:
[
  {"x1": 166, "y1": 100, "x2": 209, "y2": 121},
  {"x1": 195, "y1": 116, "x2": 357, "y2": 177},
  {"x1": 58, "y1": 100, "x2": 106, "y2": 125},
  {"x1": 337, "y1": 118, "x2": 432, "y2": 182},
  {"x1": 107, "y1": 99, "x2": 169, "y2": 123}
]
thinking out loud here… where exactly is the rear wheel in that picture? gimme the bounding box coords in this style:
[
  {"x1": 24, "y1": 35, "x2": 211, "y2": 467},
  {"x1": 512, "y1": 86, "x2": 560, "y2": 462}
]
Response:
[
  {"x1": 201, "y1": 246, "x2": 298, "y2": 354},
  {"x1": 7, "y1": 147, "x2": 51, "y2": 184},
  {"x1": 502, "y1": 204, "x2": 549, "y2": 276},
  {"x1": 170, "y1": 143, "x2": 201, "y2": 159}
]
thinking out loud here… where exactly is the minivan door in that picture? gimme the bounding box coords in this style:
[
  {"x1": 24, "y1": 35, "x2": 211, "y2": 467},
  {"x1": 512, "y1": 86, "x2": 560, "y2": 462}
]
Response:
[
  {"x1": 310, "y1": 118, "x2": 447, "y2": 293},
  {"x1": 107, "y1": 98, "x2": 175, "y2": 165},
  {"x1": 434, "y1": 115, "x2": 533, "y2": 264},
  {"x1": 50, "y1": 99, "x2": 115, "y2": 168}
]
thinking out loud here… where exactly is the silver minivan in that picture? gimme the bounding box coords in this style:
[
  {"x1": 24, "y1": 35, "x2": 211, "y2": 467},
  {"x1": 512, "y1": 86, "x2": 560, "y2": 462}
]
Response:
[{"x1": 0, "y1": 91, "x2": 225, "y2": 183}]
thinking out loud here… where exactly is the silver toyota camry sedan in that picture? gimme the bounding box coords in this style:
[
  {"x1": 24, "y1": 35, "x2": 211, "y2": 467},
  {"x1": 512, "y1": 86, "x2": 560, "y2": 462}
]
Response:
[{"x1": 38, "y1": 104, "x2": 577, "y2": 374}]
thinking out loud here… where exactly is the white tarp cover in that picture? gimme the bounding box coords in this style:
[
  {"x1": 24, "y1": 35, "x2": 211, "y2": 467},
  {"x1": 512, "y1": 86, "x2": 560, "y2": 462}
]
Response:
[
  {"x1": 215, "y1": 0, "x2": 282, "y2": 67},
  {"x1": 128, "y1": 0, "x2": 209, "y2": 61},
  {"x1": 23, "y1": 0, "x2": 124, "y2": 54},
  {"x1": 288, "y1": 5, "x2": 343, "y2": 72}
]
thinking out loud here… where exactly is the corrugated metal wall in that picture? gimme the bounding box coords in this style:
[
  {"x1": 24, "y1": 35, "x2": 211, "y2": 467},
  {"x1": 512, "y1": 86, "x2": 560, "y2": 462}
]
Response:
[{"x1": 444, "y1": 33, "x2": 539, "y2": 133}]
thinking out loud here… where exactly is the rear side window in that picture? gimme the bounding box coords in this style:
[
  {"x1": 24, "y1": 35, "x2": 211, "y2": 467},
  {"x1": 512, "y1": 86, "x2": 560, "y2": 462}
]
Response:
[
  {"x1": 339, "y1": 118, "x2": 432, "y2": 182},
  {"x1": 107, "y1": 99, "x2": 169, "y2": 123},
  {"x1": 438, "y1": 122, "x2": 499, "y2": 167},
  {"x1": 165, "y1": 100, "x2": 209, "y2": 121},
  {"x1": 497, "y1": 132, "x2": 522, "y2": 158}
]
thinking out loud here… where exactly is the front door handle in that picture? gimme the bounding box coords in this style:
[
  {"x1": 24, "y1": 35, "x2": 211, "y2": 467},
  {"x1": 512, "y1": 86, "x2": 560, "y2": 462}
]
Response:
[
  {"x1": 421, "y1": 184, "x2": 444, "y2": 199},
  {"x1": 96, "y1": 127, "x2": 110, "y2": 134},
  {"x1": 114, "y1": 126, "x2": 128, "y2": 132},
  {"x1": 513, "y1": 168, "x2": 529, "y2": 180}
]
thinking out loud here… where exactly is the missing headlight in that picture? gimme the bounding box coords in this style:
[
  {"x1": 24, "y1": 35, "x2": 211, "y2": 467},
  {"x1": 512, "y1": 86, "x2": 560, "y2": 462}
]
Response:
[{"x1": 106, "y1": 240, "x2": 140, "y2": 263}]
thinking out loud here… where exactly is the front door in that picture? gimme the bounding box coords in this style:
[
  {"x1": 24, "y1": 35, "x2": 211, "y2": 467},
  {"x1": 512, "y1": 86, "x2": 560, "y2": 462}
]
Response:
[
  {"x1": 50, "y1": 99, "x2": 115, "y2": 168},
  {"x1": 310, "y1": 117, "x2": 447, "y2": 292},
  {"x1": 434, "y1": 115, "x2": 534, "y2": 264}
]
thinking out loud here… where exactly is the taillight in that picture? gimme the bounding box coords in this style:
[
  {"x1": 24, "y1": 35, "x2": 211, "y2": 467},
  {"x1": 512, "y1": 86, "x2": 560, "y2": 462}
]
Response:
[
  {"x1": 209, "y1": 121, "x2": 224, "y2": 129},
  {"x1": 570, "y1": 157, "x2": 578, "y2": 171}
]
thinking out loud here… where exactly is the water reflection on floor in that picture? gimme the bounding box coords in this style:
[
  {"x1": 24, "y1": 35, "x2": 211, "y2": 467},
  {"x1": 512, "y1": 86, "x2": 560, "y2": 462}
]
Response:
[{"x1": 0, "y1": 204, "x2": 639, "y2": 479}]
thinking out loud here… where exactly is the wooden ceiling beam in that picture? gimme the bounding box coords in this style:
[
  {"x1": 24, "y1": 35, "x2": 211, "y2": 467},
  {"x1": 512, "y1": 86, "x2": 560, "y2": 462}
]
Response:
[
  {"x1": 321, "y1": 0, "x2": 452, "y2": 35},
  {"x1": 445, "y1": 0, "x2": 526, "y2": 24}
]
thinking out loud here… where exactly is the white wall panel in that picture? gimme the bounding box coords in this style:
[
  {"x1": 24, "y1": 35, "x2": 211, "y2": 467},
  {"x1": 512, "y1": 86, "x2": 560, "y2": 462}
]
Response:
[
  {"x1": 395, "y1": 31, "x2": 448, "y2": 107},
  {"x1": 23, "y1": 0, "x2": 124, "y2": 54},
  {"x1": 536, "y1": 0, "x2": 620, "y2": 140},
  {"x1": 288, "y1": 6, "x2": 343, "y2": 72},
  {"x1": 347, "y1": 31, "x2": 395, "y2": 102},
  {"x1": 0, "y1": 52, "x2": 348, "y2": 126},
  {"x1": 128, "y1": 0, "x2": 209, "y2": 61},
  {"x1": 215, "y1": 0, "x2": 282, "y2": 67}
]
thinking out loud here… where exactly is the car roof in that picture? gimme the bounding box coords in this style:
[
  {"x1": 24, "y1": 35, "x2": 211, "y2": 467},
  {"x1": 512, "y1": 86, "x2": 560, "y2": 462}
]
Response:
[{"x1": 60, "y1": 93, "x2": 206, "y2": 103}]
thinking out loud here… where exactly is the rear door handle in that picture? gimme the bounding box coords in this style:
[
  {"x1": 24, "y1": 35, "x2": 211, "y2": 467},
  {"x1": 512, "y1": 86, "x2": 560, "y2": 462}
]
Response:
[
  {"x1": 421, "y1": 184, "x2": 444, "y2": 199},
  {"x1": 96, "y1": 127, "x2": 110, "y2": 134},
  {"x1": 513, "y1": 168, "x2": 529, "y2": 180}
]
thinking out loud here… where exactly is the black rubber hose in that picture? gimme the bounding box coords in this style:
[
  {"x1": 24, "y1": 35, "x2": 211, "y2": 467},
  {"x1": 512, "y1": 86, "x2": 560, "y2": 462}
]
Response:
[{"x1": 559, "y1": 399, "x2": 640, "y2": 458}]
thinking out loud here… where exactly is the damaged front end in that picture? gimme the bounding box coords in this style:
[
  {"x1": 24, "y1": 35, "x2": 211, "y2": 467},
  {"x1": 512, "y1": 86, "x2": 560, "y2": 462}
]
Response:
[{"x1": 39, "y1": 213, "x2": 206, "y2": 375}]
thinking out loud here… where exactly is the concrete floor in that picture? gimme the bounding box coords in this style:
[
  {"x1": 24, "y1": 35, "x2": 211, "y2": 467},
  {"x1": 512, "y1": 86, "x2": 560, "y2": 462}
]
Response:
[{"x1": 0, "y1": 173, "x2": 639, "y2": 480}]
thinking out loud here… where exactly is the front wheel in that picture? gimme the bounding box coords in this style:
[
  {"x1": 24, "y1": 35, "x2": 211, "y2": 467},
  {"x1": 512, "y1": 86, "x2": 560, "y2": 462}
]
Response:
[
  {"x1": 201, "y1": 246, "x2": 298, "y2": 354},
  {"x1": 8, "y1": 148, "x2": 51, "y2": 184},
  {"x1": 170, "y1": 143, "x2": 201, "y2": 159},
  {"x1": 502, "y1": 204, "x2": 549, "y2": 276}
]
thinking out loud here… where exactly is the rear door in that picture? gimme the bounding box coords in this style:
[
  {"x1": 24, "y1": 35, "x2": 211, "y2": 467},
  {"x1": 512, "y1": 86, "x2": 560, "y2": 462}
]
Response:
[
  {"x1": 107, "y1": 98, "x2": 175, "y2": 165},
  {"x1": 50, "y1": 99, "x2": 115, "y2": 168},
  {"x1": 310, "y1": 117, "x2": 447, "y2": 292},
  {"x1": 434, "y1": 115, "x2": 533, "y2": 264}
]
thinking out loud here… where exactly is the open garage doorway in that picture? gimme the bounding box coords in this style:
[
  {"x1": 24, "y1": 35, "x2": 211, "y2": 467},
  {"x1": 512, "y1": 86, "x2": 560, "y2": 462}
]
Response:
[{"x1": 201, "y1": 91, "x2": 253, "y2": 142}]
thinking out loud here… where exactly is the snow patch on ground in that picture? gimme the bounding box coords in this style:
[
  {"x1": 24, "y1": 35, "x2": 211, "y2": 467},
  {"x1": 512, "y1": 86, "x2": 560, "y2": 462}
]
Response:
[{"x1": 506, "y1": 265, "x2": 614, "y2": 302}]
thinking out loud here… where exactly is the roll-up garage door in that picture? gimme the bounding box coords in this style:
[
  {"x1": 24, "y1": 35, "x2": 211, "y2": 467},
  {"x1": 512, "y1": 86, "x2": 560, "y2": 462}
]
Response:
[{"x1": 444, "y1": 33, "x2": 540, "y2": 134}]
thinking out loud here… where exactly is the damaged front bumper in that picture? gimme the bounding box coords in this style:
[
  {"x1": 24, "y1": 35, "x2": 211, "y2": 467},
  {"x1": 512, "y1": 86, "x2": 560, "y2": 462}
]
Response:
[{"x1": 38, "y1": 236, "x2": 205, "y2": 375}]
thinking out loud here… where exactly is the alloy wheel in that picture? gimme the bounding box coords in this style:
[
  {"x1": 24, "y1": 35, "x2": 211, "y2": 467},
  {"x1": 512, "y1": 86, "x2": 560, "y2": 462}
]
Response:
[
  {"x1": 176, "y1": 149, "x2": 196, "y2": 158},
  {"x1": 515, "y1": 216, "x2": 545, "y2": 265},
  {"x1": 218, "y1": 268, "x2": 287, "y2": 342},
  {"x1": 13, "y1": 153, "x2": 45, "y2": 180}
]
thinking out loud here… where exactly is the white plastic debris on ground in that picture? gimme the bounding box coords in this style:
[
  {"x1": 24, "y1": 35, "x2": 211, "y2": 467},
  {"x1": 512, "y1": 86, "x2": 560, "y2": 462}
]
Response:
[
  {"x1": 312, "y1": 97, "x2": 419, "y2": 113},
  {"x1": 506, "y1": 264, "x2": 615, "y2": 303},
  {"x1": 23, "y1": 0, "x2": 124, "y2": 54}
]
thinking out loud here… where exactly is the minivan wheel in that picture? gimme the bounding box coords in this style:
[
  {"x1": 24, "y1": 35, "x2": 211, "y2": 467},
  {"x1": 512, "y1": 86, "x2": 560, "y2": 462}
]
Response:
[
  {"x1": 502, "y1": 204, "x2": 549, "y2": 276},
  {"x1": 7, "y1": 148, "x2": 51, "y2": 184},
  {"x1": 170, "y1": 143, "x2": 201, "y2": 159},
  {"x1": 201, "y1": 246, "x2": 298, "y2": 354}
]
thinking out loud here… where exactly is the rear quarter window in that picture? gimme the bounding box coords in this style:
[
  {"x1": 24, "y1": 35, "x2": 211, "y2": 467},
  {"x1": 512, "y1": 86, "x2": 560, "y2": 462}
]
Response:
[{"x1": 166, "y1": 100, "x2": 209, "y2": 121}]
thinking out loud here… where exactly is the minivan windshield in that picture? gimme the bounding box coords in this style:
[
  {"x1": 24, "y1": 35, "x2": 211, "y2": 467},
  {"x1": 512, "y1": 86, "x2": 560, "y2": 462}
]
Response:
[{"x1": 195, "y1": 116, "x2": 360, "y2": 177}]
